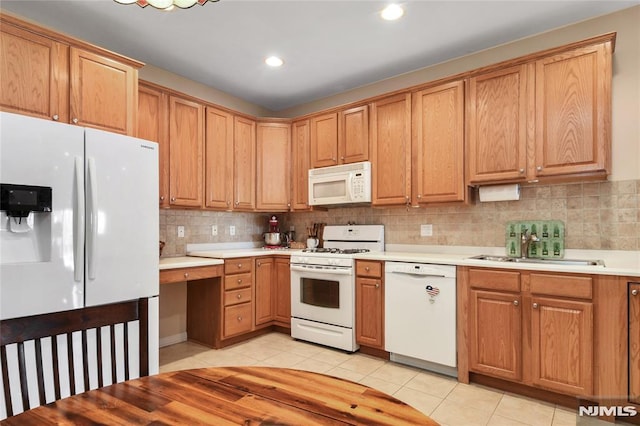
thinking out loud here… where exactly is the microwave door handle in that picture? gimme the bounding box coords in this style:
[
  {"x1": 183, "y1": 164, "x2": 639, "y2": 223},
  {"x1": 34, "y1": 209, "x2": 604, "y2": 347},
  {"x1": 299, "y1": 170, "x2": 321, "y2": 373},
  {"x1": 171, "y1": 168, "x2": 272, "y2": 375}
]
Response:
[{"x1": 347, "y1": 173, "x2": 354, "y2": 200}]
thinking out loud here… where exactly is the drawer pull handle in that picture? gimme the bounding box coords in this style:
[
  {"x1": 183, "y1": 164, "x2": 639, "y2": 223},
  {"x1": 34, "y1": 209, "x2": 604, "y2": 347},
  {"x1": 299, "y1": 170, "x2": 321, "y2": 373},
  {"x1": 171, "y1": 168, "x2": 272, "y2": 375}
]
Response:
[
  {"x1": 52, "y1": 114, "x2": 59, "y2": 121},
  {"x1": 375, "y1": 283, "x2": 379, "y2": 289},
  {"x1": 237, "y1": 316, "x2": 242, "y2": 322},
  {"x1": 237, "y1": 279, "x2": 243, "y2": 284},
  {"x1": 513, "y1": 300, "x2": 519, "y2": 306},
  {"x1": 184, "y1": 272, "x2": 189, "y2": 278},
  {"x1": 632, "y1": 289, "x2": 638, "y2": 296},
  {"x1": 533, "y1": 303, "x2": 539, "y2": 309},
  {"x1": 237, "y1": 264, "x2": 242, "y2": 268},
  {"x1": 365, "y1": 266, "x2": 370, "y2": 272},
  {"x1": 237, "y1": 294, "x2": 242, "y2": 299}
]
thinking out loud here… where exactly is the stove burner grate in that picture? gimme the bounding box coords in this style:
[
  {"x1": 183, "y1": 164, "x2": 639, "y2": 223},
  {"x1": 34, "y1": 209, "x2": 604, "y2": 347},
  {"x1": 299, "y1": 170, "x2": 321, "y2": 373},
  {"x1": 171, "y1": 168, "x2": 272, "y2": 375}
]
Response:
[{"x1": 301, "y1": 248, "x2": 370, "y2": 254}]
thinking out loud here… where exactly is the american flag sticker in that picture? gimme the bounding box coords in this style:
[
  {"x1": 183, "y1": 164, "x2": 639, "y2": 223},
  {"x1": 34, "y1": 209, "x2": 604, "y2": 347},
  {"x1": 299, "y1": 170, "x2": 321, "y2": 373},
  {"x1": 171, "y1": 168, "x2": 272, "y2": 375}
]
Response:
[{"x1": 426, "y1": 285, "x2": 440, "y2": 297}]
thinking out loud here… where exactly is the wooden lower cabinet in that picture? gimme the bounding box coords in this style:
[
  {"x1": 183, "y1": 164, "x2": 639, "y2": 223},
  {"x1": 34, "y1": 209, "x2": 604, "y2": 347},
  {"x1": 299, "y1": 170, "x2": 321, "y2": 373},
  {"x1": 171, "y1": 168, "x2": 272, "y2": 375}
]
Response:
[
  {"x1": 255, "y1": 258, "x2": 275, "y2": 326},
  {"x1": 224, "y1": 302, "x2": 252, "y2": 337},
  {"x1": 469, "y1": 289, "x2": 522, "y2": 381},
  {"x1": 274, "y1": 258, "x2": 291, "y2": 326},
  {"x1": 355, "y1": 260, "x2": 384, "y2": 349},
  {"x1": 630, "y1": 282, "x2": 640, "y2": 405},
  {"x1": 465, "y1": 267, "x2": 594, "y2": 397},
  {"x1": 222, "y1": 258, "x2": 254, "y2": 339}
]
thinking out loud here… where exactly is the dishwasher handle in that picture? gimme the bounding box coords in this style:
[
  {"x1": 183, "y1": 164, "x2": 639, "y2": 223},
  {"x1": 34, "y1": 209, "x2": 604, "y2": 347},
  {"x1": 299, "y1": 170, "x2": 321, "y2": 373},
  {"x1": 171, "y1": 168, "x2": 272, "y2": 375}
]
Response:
[{"x1": 388, "y1": 270, "x2": 446, "y2": 278}]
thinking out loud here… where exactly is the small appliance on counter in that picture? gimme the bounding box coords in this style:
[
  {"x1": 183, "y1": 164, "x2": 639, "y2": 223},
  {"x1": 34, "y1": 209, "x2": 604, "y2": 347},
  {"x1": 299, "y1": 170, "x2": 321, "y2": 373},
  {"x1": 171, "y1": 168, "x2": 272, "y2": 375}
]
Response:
[{"x1": 263, "y1": 215, "x2": 282, "y2": 248}]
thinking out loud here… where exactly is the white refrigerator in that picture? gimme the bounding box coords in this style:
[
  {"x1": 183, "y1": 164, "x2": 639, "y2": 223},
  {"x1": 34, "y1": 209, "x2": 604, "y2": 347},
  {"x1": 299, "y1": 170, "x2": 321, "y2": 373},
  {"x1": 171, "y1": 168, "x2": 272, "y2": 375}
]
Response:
[{"x1": 0, "y1": 111, "x2": 159, "y2": 382}]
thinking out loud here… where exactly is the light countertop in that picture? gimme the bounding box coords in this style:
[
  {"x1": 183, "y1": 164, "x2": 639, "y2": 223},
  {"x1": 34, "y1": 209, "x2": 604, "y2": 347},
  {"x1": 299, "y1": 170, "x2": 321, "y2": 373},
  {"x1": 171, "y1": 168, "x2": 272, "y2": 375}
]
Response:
[
  {"x1": 187, "y1": 248, "x2": 303, "y2": 259},
  {"x1": 159, "y1": 256, "x2": 223, "y2": 270}
]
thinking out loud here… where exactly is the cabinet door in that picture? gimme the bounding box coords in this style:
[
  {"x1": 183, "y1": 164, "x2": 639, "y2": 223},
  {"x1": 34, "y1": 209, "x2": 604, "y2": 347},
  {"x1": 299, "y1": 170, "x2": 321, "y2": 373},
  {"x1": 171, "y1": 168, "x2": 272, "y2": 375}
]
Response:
[
  {"x1": 138, "y1": 84, "x2": 169, "y2": 207},
  {"x1": 371, "y1": 93, "x2": 412, "y2": 206},
  {"x1": 468, "y1": 65, "x2": 529, "y2": 184},
  {"x1": 310, "y1": 112, "x2": 338, "y2": 168},
  {"x1": 530, "y1": 296, "x2": 593, "y2": 396},
  {"x1": 274, "y1": 258, "x2": 291, "y2": 325},
  {"x1": 469, "y1": 289, "x2": 522, "y2": 381},
  {"x1": 534, "y1": 43, "x2": 612, "y2": 178},
  {"x1": 356, "y1": 277, "x2": 384, "y2": 348},
  {"x1": 168, "y1": 95, "x2": 204, "y2": 207},
  {"x1": 233, "y1": 116, "x2": 256, "y2": 210},
  {"x1": 631, "y1": 283, "x2": 640, "y2": 405},
  {"x1": 205, "y1": 107, "x2": 233, "y2": 210},
  {"x1": 291, "y1": 120, "x2": 311, "y2": 211},
  {"x1": 0, "y1": 23, "x2": 68, "y2": 122},
  {"x1": 339, "y1": 105, "x2": 369, "y2": 164},
  {"x1": 412, "y1": 80, "x2": 465, "y2": 204},
  {"x1": 256, "y1": 122, "x2": 291, "y2": 211},
  {"x1": 69, "y1": 47, "x2": 137, "y2": 135},
  {"x1": 255, "y1": 258, "x2": 275, "y2": 326}
]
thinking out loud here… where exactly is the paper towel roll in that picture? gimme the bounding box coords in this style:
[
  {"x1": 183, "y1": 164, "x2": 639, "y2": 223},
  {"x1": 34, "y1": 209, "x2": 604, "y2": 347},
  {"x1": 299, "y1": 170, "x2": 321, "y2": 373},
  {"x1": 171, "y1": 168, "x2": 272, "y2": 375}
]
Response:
[{"x1": 478, "y1": 184, "x2": 520, "y2": 202}]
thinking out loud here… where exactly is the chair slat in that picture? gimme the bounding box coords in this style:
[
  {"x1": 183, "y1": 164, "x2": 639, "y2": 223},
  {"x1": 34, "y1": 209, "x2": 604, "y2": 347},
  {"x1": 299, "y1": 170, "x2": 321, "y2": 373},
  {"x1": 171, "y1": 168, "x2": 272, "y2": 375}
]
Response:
[
  {"x1": 51, "y1": 336, "x2": 61, "y2": 401},
  {"x1": 96, "y1": 328, "x2": 103, "y2": 389},
  {"x1": 34, "y1": 339, "x2": 45, "y2": 406},
  {"x1": 110, "y1": 325, "x2": 117, "y2": 384},
  {"x1": 81, "y1": 330, "x2": 89, "y2": 393},
  {"x1": 66, "y1": 332, "x2": 75, "y2": 396},
  {"x1": 16, "y1": 343, "x2": 29, "y2": 411},
  {"x1": 1, "y1": 346, "x2": 13, "y2": 417}
]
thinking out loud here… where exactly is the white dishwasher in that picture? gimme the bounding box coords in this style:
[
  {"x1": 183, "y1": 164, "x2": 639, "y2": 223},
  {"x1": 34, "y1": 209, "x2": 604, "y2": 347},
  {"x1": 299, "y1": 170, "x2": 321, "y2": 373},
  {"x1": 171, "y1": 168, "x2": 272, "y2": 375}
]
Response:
[{"x1": 385, "y1": 261, "x2": 457, "y2": 376}]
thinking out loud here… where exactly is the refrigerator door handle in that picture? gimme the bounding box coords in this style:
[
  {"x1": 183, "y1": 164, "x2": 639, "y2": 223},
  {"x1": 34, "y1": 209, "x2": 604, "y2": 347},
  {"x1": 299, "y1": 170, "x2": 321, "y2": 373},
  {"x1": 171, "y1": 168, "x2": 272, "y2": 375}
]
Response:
[
  {"x1": 87, "y1": 157, "x2": 98, "y2": 280},
  {"x1": 74, "y1": 157, "x2": 84, "y2": 282}
]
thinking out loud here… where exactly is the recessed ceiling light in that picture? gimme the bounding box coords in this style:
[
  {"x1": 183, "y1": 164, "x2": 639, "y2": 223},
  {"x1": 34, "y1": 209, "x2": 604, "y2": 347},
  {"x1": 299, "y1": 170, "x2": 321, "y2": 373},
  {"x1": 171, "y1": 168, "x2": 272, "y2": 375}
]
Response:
[
  {"x1": 265, "y1": 56, "x2": 284, "y2": 67},
  {"x1": 381, "y1": 4, "x2": 404, "y2": 21}
]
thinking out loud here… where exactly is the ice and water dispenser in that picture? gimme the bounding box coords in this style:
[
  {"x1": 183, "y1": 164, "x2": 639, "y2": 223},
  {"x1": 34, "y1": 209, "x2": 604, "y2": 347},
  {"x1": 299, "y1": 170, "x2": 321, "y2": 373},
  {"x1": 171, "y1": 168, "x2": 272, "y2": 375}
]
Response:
[{"x1": 0, "y1": 183, "x2": 53, "y2": 263}]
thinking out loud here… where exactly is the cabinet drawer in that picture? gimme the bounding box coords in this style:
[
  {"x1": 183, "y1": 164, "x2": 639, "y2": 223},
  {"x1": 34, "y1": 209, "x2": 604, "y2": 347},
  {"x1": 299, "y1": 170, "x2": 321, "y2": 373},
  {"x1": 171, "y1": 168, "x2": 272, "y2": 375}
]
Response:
[
  {"x1": 224, "y1": 272, "x2": 252, "y2": 290},
  {"x1": 224, "y1": 302, "x2": 252, "y2": 337},
  {"x1": 225, "y1": 258, "x2": 253, "y2": 274},
  {"x1": 356, "y1": 261, "x2": 382, "y2": 278},
  {"x1": 224, "y1": 288, "x2": 252, "y2": 306},
  {"x1": 469, "y1": 268, "x2": 520, "y2": 292},
  {"x1": 160, "y1": 264, "x2": 222, "y2": 285},
  {"x1": 530, "y1": 273, "x2": 592, "y2": 299}
]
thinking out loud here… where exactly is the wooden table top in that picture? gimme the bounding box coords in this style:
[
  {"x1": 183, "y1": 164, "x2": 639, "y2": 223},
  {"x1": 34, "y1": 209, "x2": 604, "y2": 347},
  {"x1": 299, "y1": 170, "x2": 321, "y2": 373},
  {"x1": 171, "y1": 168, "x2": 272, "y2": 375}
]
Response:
[{"x1": 2, "y1": 366, "x2": 438, "y2": 425}]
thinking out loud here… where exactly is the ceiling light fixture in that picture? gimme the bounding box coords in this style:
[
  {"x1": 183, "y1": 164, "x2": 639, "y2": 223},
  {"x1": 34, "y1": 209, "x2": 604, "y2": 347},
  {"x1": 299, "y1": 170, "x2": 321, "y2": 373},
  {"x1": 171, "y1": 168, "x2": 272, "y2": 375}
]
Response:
[
  {"x1": 265, "y1": 56, "x2": 284, "y2": 67},
  {"x1": 381, "y1": 4, "x2": 404, "y2": 21},
  {"x1": 113, "y1": 0, "x2": 219, "y2": 9}
]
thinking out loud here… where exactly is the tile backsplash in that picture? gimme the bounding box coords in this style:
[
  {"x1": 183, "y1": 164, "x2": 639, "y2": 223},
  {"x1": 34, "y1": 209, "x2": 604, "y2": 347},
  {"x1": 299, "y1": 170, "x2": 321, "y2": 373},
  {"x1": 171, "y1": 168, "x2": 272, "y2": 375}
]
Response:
[{"x1": 160, "y1": 179, "x2": 639, "y2": 256}]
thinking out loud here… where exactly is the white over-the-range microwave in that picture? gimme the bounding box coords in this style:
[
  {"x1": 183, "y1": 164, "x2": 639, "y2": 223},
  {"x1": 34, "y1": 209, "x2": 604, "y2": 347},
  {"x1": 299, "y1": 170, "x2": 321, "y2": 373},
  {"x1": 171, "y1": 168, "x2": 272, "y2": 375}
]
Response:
[{"x1": 308, "y1": 161, "x2": 371, "y2": 206}]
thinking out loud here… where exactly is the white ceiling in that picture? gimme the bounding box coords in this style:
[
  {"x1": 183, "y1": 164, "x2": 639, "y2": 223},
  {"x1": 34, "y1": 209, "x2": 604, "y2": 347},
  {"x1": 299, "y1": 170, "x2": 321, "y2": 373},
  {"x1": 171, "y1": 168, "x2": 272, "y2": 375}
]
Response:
[{"x1": 2, "y1": 0, "x2": 638, "y2": 112}]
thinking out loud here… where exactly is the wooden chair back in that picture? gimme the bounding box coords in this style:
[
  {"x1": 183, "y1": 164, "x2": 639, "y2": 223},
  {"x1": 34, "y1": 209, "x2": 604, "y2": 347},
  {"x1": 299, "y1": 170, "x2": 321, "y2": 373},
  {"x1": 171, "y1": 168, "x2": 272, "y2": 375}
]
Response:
[{"x1": 0, "y1": 298, "x2": 148, "y2": 418}]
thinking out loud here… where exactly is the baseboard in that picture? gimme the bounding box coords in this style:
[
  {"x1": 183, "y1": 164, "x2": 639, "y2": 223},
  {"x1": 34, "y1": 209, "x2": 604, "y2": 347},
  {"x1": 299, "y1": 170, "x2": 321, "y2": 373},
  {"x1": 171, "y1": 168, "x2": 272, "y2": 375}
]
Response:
[{"x1": 159, "y1": 332, "x2": 187, "y2": 348}]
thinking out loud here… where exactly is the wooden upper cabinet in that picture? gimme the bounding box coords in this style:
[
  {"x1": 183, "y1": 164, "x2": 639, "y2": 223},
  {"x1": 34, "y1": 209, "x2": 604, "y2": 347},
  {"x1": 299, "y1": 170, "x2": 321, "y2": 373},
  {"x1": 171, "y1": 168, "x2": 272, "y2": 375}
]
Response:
[
  {"x1": 291, "y1": 120, "x2": 311, "y2": 211},
  {"x1": 412, "y1": 80, "x2": 465, "y2": 204},
  {"x1": 534, "y1": 42, "x2": 612, "y2": 179},
  {"x1": 205, "y1": 107, "x2": 234, "y2": 210},
  {"x1": 371, "y1": 93, "x2": 412, "y2": 206},
  {"x1": 468, "y1": 65, "x2": 529, "y2": 184},
  {"x1": 256, "y1": 122, "x2": 291, "y2": 212},
  {"x1": 339, "y1": 105, "x2": 369, "y2": 164},
  {"x1": 233, "y1": 116, "x2": 256, "y2": 211},
  {"x1": 168, "y1": 95, "x2": 204, "y2": 207},
  {"x1": 310, "y1": 112, "x2": 338, "y2": 168},
  {"x1": 0, "y1": 22, "x2": 69, "y2": 122},
  {"x1": 138, "y1": 83, "x2": 169, "y2": 207},
  {"x1": 0, "y1": 14, "x2": 141, "y2": 135},
  {"x1": 70, "y1": 47, "x2": 137, "y2": 135}
]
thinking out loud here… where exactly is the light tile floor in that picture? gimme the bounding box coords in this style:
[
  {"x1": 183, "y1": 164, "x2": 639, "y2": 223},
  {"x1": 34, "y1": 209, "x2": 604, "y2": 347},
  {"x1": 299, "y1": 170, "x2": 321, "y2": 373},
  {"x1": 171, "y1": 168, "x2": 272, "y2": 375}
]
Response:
[{"x1": 159, "y1": 332, "x2": 616, "y2": 426}]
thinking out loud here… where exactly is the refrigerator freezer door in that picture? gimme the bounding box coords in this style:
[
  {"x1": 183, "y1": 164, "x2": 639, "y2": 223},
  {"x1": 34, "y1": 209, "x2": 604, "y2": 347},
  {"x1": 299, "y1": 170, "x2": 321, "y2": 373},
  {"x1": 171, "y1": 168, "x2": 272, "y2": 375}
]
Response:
[
  {"x1": 0, "y1": 112, "x2": 85, "y2": 320},
  {"x1": 83, "y1": 129, "x2": 159, "y2": 306}
]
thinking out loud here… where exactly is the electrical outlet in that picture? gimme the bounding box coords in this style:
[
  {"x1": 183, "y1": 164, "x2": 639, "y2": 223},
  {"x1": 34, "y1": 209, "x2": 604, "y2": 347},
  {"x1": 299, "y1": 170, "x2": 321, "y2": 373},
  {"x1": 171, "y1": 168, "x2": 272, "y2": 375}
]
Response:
[
  {"x1": 211, "y1": 225, "x2": 218, "y2": 236},
  {"x1": 177, "y1": 225, "x2": 185, "y2": 238},
  {"x1": 229, "y1": 225, "x2": 236, "y2": 236},
  {"x1": 420, "y1": 224, "x2": 433, "y2": 237}
]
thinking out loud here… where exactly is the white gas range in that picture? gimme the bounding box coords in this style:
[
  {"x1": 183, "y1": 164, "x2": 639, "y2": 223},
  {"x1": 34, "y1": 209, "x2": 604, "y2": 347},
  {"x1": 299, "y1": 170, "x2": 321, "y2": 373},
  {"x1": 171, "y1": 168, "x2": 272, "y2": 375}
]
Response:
[{"x1": 290, "y1": 225, "x2": 384, "y2": 352}]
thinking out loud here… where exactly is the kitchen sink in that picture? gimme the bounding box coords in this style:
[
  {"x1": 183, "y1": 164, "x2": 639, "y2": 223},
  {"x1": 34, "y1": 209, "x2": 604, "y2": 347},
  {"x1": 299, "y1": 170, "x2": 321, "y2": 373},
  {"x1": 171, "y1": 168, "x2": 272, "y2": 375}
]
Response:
[{"x1": 468, "y1": 254, "x2": 605, "y2": 267}]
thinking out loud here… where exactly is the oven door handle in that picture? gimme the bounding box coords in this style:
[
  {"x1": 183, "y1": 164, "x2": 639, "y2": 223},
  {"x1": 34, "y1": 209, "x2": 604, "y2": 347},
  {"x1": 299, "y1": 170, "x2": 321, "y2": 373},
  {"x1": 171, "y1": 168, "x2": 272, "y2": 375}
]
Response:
[{"x1": 290, "y1": 265, "x2": 353, "y2": 275}]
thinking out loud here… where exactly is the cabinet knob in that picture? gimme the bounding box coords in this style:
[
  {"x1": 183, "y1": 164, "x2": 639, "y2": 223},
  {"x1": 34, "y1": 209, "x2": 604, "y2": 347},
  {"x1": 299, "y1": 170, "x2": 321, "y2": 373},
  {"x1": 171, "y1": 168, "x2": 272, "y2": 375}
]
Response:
[
  {"x1": 237, "y1": 294, "x2": 242, "y2": 299},
  {"x1": 533, "y1": 303, "x2": 539, "y2": 309},
  {"x1": 237, "y1": 263, "x2": 242, "y2": 268},
  {"x1": 341, "y1": 156, "x2": 345, "y2": 161},
  {"x1": 417, "y1": 194, "x2": 422, "y2": 199},
  {"x1": 632, "y1": 289, "x2": 638, "y2": 296},
  {"x1": 365, "y1": 266, "x2": 370, "y2": 272},
  {"x1": 536, "y1": 166, "x2": 543, "y2": 172},
  {"x1": 226, "y1": 201, "x2": 230, "y2": 206},
  {"x1": 72, "y1": 118, "x2": 79, "y2": 124},
  {"x1": 160, "y1": 196, "x2": 165, "y2": 201},
  {"x1": 519, "y1": 168, "x2": 525, "y2": 174},
  {"x1": 184, "y1": 272, "x2": 189, "y2": 278},
  {"x1": 375, "y1": 283, "x2": 379, "y2": 289},
  {"x1": 237, "y1": 278, "x2": 243, "y2": 284},
  {"x1": 513, "y1": 300, "x2": 519, "y2": 306},
  {"x1": 332, "y1": 157, "x2": 336, "y2": 161},
  {"x1": 52, "y1": 114, "x2": 59, "y2": 121},
  {"x1": 235, "y1": 201, "x2": 239, "y2": 206},
  {"x1": 237, "y1": 316, "x2": 243, "y2": 322},
  {"x1": 257, "y1": 261, "x2": 261, "y2": 266},
  {"x1": 170, "y1": 197, "x2": 176, "y2": 202}
]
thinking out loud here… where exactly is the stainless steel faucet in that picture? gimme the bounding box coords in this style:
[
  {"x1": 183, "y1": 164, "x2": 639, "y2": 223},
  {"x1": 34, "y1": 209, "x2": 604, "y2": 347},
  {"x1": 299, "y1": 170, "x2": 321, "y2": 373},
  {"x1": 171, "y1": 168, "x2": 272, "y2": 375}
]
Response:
[{"x1": 520, "y1": 228, "x2": 540, "y2": 258}]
